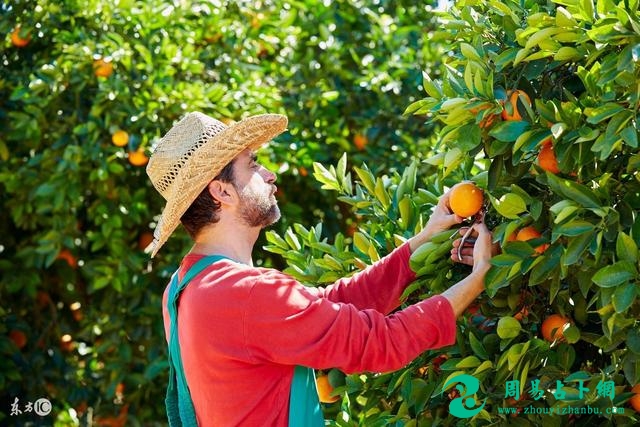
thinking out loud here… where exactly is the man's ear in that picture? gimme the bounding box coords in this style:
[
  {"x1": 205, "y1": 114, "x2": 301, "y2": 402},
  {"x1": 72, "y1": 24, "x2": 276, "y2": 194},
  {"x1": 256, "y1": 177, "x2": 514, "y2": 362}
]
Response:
[{"x1": 207, "y1": 180, "x2": 237, "y2": 206}]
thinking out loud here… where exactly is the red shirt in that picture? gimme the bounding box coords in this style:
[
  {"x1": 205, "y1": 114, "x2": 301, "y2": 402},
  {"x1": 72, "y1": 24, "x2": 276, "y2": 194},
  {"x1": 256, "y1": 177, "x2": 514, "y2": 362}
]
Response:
[{"x1": 162, "y1": 242, "x2": 456, "y2": 426}]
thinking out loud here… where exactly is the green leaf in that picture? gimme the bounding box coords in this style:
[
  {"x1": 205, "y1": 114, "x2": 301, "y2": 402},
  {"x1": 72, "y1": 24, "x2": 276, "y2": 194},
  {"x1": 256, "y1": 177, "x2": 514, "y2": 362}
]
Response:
[
  {"x1": 456, "y1": 355, "x2": 482, "y2": 369},
  {"x1": 489, "y1": 120, "x2": 531, "y2": 142},
  {"x1": 585, "y1": 103, "x2": 625, "y2": 124},
  {"x1": 621, "y1": 126, "x2": 638, "y2": 148},
  {"x1": 612, "y1": 282, "x2": 637, "y2": 313},
  {"x1": 553, "y1": 220, "x2": 595, "y2": 238},
  {"x1": 353, "y1": 165, "x2": 376, "y2": 195},
  {"x1": 497, "y1": 316, "x2": 521, "y2": 339},
  {"x1": 628, "y1": 329, "x2": 640, "y2": 355},
  {"x1": 545, "y1": 174, "x2": 601, "y2": 208},
  {"x1": 460, "y1": 43, "x2": 482, "y2": 62},
  {"x1": 616, "y1": 231, "x2": 639, "y2": 263},
  {"x1": 592, "y1": 261, "x2": 637, "y2": 287},
  {"x1": 563, "y1": 231, "x2": 595, "y2": 266},
  {"x1": 490, "y1": 193, "x2": 527, "y2": 219}
]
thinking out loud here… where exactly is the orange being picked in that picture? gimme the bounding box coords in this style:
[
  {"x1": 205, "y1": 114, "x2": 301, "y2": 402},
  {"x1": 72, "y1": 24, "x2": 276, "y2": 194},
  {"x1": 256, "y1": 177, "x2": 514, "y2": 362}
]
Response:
[
  {"x1": 541, "y1": 314, "x2": 571, "y2": 343},
  {"x1": 515, "y1": 226, "x2": 548, "y2": 254},
  {"x1": 316, "y1": 374, "x2": 339, "y2": 403},
  {"x1": 501, "y1": 90, "x2": 531, "y2": 121},
  {"x1": 630, "y1": 384, "x2": 640, "y2": 412},
  {"x1": 112, "y1": 130, "x2": 129, "y2": 147},
  {"x1": 537, "y1": 139, "x2": 560, "y2": 174},
  {"x1": 449, "y1": 182, "x2": 484, "y2": 218}
]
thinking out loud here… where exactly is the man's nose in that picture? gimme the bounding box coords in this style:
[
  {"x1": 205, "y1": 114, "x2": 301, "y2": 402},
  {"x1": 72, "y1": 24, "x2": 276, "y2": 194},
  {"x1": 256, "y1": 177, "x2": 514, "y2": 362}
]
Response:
[{"x1": 262, "y1": 167, "x2": 276, "y2": 184}]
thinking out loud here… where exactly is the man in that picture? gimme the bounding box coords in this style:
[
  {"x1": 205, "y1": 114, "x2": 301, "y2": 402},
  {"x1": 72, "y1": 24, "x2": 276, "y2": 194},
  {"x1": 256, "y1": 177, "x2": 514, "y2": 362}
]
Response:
[{"x1": 146, "y1": 112, "x2": 493, "y2": 426}]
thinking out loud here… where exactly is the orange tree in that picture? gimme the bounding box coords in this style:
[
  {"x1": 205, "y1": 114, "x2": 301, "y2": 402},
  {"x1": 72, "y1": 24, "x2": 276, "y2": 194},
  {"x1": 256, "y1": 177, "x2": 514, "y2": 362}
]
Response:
[
  {"x1": 265, "y1": 0, "x2": 640, "y2": 425},
  {"x1": 0, "y1": 0, "x2": 441, "y2": 425}
]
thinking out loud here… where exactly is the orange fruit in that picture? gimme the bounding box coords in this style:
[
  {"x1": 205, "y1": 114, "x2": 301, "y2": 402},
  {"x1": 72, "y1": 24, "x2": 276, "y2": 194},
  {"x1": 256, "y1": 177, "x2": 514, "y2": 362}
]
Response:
[
  {"x1": 115, "y1": 382, "x2": 125, "y2": 396},
  {"x1": 479, "y1": 113, "x2": 500, "y2": 129},
  {"x1": 9, "y1": 330, "x2": 27, "y2": 349},
  {"x1": 501, "y1": 90, "x2": 531, "y2": 121},
  {"x1": 316, "y1": 374, "x2": 339, "y2": 403},
  {"x1": 630, "y1": 384, "x2": 640, "y2": 412},
  {"x1": 60, "y1": 334, "x2": 74, "y2": 352},
  {"x1": 93, "y1": 58, "x2": 114, "y2": 78},
  {"x1": 138, "y1": 232, "x2": 154, "y2": 251},
  {"x1": 111, "y1": 130, "x2": 129, "y2": 147},
  {"x1": 36, "y1": 291, "x2": 51, "y2": 308},
  {"x1": 515, "y1": 226, "x2": 548, "y2": 254},
  {"x1": 537, "y1": 140, "x2": 560, "y2": 174},
  {"x1": 449, "y1": 182, "x2": 484, "y2": 218},
  {"x1": 353, "y1": 133, "x2": 368, "y2": 151},
  {"x1": 11, "y1": 26, "x2": 31, "y2": 47},
  {"x1": 541, "y1": 314, "x2": 571, "y2": 343},
  {"x1": 57, "y1": 248, "x2": 78, "y2": 268},
  {"x1": 514, "y1": 305, "x2": 530, "y2": 321},
  {"x1": 128, "y1": 149, "x2": 149, "y2": 167}
]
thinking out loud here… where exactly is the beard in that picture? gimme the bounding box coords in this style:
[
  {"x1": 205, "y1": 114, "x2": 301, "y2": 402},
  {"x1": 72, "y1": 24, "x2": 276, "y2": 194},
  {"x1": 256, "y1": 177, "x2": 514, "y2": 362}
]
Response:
[{"x1": 237, "y1": 184, "x2": 281, "y2": 228}]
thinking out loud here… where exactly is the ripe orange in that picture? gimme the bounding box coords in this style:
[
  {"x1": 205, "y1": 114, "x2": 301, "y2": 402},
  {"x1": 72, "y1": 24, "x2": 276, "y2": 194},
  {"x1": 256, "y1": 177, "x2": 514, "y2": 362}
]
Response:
[
  {"x1": 138, "y1": 232, "x2": 154, "y2": 251},
  {"x1": 537, "y1": 140, "x2": 560, "y2": 174},
  {"x1": 36, "y1": 290, "x2": 52, "y2": 308},
  {"x1": 514, "y1": 305, "x2": 530, "y2": 321},
  {"x1": 94, "y1": 58, "x2": 114, "y2": 78},
  {"x1": 479, "y1": 113, "x2": 499, "y2": 129},
  {"x1": 353, "y1": 133, "x2": 368, "y2": 151},
  {"x1": 541, "y1": 314, "x2": 571, "y2": 343},
  {"x1": 449, "y1": 182, "x2": 484, "y2": 218},
  {"x1": 515, "y1": 226, "x2": 548, "y2": 254},
  {"x1": 501, "y1": 90, "x2": 531, "y2": 121},
  {"x1": 60, "y1": 334, "x2": 74, "y2": 352},
  {"x1": 630, "y1": 384, "x2": 640, "y2": 412},
  {"x1": 11, "y1": 26, "x2": 31, "y2": 47},
  {"x1": 111, "y1": 130, "x2": 129, "y2": 147},
  {"x1": 9, "y1": 330, "x2": 27, "y2": 349},
  {"x1": 57, "y1": 248, "x2": 78, "y2": 268},
  {"x1": 128, "y1": 149, "x2": 149, "y2": 167},
  {"x1": 316, "y1": 374, "x2": 339, "y2": 403}
]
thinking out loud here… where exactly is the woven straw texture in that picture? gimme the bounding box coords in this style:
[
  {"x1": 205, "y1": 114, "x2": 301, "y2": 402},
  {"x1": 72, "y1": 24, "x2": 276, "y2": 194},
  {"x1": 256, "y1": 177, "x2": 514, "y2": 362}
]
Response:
[{"x1": 146, "y1": 112, "x2": 287, "y2": 257}]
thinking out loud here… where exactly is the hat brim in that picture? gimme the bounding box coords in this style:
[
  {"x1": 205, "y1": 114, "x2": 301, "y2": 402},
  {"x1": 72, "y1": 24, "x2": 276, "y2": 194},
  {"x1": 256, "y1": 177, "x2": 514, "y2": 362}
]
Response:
[{"x1": 147, "y1": 113, "x2": 288, "y2": 257}]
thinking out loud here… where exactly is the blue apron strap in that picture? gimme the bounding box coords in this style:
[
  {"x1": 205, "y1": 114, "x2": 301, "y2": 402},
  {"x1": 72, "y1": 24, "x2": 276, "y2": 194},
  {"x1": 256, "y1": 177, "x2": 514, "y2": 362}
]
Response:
[
  {"x1": 288, "y1": 365, "x2": 324, "y2": 427},
  {"x1": 166, "y1": 255, "x2": 228, "y2": 427}
]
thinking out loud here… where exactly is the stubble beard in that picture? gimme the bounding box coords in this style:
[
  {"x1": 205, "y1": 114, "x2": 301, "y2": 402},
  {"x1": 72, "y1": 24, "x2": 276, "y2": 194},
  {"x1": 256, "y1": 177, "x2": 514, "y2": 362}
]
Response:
[{"x1": 237, "y1": 185, "x2": 281, "y2": 228}]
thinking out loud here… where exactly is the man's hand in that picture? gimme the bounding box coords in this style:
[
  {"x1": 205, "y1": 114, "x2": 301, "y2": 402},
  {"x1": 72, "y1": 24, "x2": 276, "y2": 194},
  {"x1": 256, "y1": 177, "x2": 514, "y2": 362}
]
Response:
[
  {"x1": 451, "y1": 223, "x2": 500, "y2": 269},
  {"x1": 442, "y1": 222, "x2": 493, "y2": 317}
]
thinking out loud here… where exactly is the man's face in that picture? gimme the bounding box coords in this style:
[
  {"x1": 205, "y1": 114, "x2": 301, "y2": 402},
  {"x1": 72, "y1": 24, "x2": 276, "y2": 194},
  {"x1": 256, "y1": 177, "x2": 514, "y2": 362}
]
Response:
[{"x1": 232, "y1": 149, "x2": 280, "y2": 228}]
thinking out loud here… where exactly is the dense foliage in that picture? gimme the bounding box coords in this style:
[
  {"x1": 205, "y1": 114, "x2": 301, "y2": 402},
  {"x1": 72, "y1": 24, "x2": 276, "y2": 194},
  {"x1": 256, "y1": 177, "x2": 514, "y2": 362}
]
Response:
[{"x1": 265, "y1": 0, "x2": 640, "y2": 424}]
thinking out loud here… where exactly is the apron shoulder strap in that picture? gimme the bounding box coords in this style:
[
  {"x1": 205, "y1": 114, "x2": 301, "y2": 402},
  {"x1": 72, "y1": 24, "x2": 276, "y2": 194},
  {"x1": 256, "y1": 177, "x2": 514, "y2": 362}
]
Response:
[{"x1": 165, "y1": 255, "x2": 229, "y2": 427}]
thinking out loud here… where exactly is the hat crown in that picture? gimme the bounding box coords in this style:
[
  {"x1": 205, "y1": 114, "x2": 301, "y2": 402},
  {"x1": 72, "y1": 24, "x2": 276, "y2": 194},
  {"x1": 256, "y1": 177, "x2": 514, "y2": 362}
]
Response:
[{"x1": 147, "y1": 112, "x2": 228, "y2": 199}]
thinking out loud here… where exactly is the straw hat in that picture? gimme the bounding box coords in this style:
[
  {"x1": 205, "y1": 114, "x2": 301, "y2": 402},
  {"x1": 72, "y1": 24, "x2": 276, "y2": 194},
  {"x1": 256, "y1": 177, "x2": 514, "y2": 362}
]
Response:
[{"x1": 145, "y1": 111, "x2": 288, "y2": 257}]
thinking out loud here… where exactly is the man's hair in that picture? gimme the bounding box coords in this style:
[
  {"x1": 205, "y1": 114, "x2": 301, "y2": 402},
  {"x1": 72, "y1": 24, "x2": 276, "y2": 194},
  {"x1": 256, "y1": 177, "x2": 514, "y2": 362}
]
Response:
[{"x1": 180, "y1": 160, "x2": 236, "y2": 239}]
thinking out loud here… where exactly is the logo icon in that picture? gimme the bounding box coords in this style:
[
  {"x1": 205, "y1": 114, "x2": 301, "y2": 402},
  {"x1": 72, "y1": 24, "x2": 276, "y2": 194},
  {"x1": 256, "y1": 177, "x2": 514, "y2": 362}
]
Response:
[
  {"x1": 34, "y1": 398, "x2": 52, "y2": 416},
  {"x1": 443, "y1": 374, "x2": 486, "y2": 419}
]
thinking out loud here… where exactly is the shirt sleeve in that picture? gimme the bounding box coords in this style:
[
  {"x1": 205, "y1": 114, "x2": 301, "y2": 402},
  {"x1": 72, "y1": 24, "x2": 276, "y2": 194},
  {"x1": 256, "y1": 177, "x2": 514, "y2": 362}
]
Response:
[
  {"x1": 310, "y1": 242, "x2": 417, "y2": 315},
  {"x1": 242, "y1": 271, "x2": 456, "y2": 374}
]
